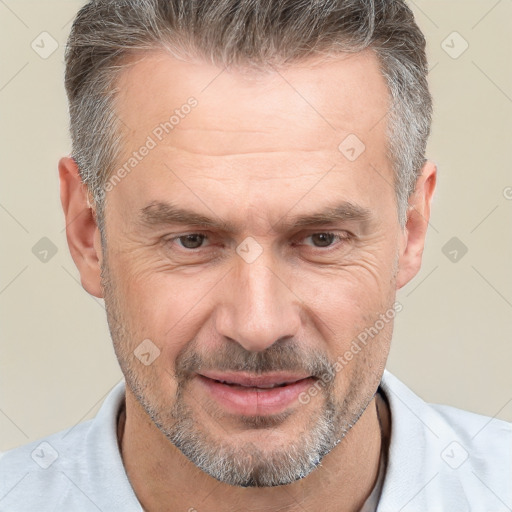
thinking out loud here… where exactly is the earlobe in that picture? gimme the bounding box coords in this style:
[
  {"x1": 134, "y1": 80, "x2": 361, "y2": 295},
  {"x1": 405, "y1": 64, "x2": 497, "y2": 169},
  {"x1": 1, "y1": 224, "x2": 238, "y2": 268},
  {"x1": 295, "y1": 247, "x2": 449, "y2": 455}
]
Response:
[
  {"x1": 396, "y1": 161, "x2": 437, "y2": 290},
  {"x1": 59, "y1": 157, "x2": 104, "y2": 298}
]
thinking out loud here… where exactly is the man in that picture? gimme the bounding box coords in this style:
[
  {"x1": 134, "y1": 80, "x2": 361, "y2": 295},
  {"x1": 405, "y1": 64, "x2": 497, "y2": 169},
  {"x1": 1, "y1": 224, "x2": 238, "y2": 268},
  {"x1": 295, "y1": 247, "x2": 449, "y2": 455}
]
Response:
[{"x1": 0, "y1": 0, "x2": 510, "y2": 510}]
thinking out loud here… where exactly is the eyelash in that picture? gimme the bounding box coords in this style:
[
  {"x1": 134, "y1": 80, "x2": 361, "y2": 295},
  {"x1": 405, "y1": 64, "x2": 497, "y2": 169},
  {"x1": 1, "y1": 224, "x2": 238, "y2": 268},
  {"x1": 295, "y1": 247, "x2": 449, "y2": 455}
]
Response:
[
  {"x1": 300, "y1": 232, "x2": 350, "y2": 249},
  {"x1": 168, "y1": 232, "x2": 351, "y2": 251}
]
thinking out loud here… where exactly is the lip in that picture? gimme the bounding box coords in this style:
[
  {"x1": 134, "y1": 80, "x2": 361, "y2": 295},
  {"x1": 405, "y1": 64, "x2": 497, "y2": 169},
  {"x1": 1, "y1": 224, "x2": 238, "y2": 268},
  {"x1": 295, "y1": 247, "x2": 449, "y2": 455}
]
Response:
[
  {"x1": 196, "y1": 372, "x2": 316, "y2": 416},
  {"x1": 199, "y1": 371, "x2": 312, "y2": 388}
]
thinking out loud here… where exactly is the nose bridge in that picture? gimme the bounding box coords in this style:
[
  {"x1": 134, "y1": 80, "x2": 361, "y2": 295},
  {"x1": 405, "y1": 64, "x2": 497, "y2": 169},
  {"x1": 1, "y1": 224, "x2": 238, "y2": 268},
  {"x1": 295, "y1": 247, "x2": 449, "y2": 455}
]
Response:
[{"x1": 216, "y1": 250, "x2": 300, "y2": 352}]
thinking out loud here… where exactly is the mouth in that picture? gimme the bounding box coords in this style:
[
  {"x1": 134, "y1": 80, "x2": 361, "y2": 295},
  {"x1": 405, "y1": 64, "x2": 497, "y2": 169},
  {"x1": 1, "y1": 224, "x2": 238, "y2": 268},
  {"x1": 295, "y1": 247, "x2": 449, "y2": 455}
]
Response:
[
  {"x1": 199, "y1": 371, "x2": 312, "y2": 389},
  {"x1": 196, "y1": 371, "x2": 317, "y2": 416},
  {"x1": 212, "y1": 380, "x2": 296, "y2": 389}
]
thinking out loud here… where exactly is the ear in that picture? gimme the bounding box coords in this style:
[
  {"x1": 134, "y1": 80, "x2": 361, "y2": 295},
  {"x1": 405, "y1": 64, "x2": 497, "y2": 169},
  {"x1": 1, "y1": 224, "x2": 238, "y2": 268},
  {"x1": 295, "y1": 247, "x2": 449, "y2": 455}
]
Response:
[
  {"x1": 59, "y1": 157, "x2": 104, "y2": 298},
  {"x1": 396, "y1": 161, "x2": 437, "y2": 290}
]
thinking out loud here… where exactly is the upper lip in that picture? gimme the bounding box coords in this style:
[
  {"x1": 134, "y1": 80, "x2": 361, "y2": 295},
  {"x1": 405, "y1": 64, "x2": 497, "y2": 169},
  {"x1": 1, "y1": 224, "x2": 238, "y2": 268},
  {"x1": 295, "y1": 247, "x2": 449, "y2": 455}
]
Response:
[{"x1": 198, "y1": 371, "x2": 312, "y2": 388}]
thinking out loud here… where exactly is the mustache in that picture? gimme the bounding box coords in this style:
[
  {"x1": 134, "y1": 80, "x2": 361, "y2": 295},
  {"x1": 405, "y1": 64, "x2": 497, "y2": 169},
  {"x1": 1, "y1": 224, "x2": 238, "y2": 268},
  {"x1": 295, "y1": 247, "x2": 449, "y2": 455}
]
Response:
[{"x1": 173, "y1": 338, "x2": 336, "y2": 382}]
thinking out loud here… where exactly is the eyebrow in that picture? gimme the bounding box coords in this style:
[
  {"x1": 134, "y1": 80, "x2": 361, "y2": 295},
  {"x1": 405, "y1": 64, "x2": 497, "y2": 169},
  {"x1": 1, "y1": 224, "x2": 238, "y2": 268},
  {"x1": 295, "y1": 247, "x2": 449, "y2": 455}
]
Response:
[{"x1": 138, "y1": 200, "x2": 373, "y2": 234}]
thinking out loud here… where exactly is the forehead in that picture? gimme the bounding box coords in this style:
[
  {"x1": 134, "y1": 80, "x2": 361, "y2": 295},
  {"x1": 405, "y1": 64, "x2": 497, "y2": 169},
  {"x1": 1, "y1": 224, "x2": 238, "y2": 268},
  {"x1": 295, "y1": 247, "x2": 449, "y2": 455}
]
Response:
[
  {"x1": 107, "y1": 49, "x2": 395, "y2": 227},
  {"x1": 115, "y1": 49, "x2": 390, "y2": 157}
]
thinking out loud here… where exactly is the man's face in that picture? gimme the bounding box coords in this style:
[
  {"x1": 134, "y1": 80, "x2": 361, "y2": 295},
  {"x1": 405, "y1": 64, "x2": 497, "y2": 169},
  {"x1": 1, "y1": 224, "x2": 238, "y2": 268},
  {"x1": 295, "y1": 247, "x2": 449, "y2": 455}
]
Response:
[{"x1": 101, "y1": 50, "x2": 403, "y2": 486}]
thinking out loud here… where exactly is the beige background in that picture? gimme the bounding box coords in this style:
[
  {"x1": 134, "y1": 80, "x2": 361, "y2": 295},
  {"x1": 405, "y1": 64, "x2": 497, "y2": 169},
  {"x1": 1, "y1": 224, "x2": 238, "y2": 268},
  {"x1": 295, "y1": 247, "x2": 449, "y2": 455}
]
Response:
[{"x1": 1, "y1": 1, "x2": 511, "y2": 451}]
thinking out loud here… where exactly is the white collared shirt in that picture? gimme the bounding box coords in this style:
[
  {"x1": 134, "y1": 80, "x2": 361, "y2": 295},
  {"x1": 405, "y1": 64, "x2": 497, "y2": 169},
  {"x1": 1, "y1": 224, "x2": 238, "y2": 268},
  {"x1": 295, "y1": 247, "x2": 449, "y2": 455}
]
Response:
[{"x1": 1, "y1": 370, "x2": 510, "y2": 511}]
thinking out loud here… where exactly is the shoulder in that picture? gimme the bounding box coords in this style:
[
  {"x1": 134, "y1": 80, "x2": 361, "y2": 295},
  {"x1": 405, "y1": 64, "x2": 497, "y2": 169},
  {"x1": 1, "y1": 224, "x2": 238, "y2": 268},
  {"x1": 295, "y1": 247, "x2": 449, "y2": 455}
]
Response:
[
  {"x1": 0, "y1": 421, "x2": 95, "y2": 511},
  {"x1": 0, "y1": 381, "x2": 140, "y2": 511},
  {"x1": 378, "y1": 370, "x2": 511, "y2": 512},
  {"x1": 381, "y1": 370, "x2": 511, "y2": 447}
]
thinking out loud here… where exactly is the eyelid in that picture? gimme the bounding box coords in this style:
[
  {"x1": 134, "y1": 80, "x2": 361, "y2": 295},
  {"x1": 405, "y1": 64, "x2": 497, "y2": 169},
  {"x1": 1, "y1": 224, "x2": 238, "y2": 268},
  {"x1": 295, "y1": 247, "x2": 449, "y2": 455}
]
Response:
[
  {"x1": 164, "y1": 230, "x2": 352, "y2": 251},
  {"x1": 165, "y1": 232, "x2": 211, "y2": 250},
  {"x1": 299, "y1": 230, "x2": 351, "y2": 243}
]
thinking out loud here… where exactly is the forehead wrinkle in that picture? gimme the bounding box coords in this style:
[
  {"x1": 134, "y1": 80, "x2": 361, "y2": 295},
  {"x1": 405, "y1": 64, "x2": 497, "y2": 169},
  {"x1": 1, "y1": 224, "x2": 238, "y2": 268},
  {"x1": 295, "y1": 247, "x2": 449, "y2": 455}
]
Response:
[{"x1": 151, "y1": 130, "x2": 341, "y2": 158}]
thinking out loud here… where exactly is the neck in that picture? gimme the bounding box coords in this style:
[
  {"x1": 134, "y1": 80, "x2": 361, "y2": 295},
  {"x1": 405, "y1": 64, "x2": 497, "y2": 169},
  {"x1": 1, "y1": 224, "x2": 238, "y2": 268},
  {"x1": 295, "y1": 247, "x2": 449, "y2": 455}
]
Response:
[{"x1": 118, "y1": 391, "x2": 387, "y2": 512}]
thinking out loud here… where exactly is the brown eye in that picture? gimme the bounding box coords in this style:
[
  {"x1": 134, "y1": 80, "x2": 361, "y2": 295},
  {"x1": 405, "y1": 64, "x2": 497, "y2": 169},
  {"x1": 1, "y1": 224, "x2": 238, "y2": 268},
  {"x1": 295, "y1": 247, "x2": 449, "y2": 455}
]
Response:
[{"x1": 177, "y1": 234, "x2": 206, "y2": 249}]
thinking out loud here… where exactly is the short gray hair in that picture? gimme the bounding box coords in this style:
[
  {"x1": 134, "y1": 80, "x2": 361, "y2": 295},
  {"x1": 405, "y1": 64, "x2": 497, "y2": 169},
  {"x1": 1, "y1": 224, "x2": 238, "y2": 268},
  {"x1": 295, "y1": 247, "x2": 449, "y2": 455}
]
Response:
[{"x1": 65, "y1": 0, "x2": 432, "y2": 227}]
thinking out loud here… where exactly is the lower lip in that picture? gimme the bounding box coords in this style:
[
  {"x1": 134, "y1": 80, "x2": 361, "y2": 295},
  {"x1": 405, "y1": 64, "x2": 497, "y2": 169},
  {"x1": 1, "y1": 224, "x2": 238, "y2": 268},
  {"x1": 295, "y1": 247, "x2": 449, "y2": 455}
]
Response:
[{"x1": 196, "y1": 375, "x2": 316, "y2": 416}]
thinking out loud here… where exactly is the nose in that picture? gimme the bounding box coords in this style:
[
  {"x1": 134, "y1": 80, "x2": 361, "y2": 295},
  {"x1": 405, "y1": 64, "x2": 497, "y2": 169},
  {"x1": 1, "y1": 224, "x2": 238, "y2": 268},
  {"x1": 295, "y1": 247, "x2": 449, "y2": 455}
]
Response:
[{"x1": 215, "y1": 251, "x2": 301, "y2": 352}]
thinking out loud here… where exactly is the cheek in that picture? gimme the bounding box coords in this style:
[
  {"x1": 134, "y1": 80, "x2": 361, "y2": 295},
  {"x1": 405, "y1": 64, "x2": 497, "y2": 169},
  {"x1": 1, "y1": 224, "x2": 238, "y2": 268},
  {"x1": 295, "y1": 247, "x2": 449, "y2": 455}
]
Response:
[
  {"x1": 290, "y1": 250, "x2": 396, "y2": 380},
  {"x1": 325, "y1": 297, "x2": 394, "y2": 400},
  {"x1": 295, "y1": 254, "x2": 395, "y2": 329},
  {"x1": 111, "y1": 260, "x2": 221, "y2": 351}
]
